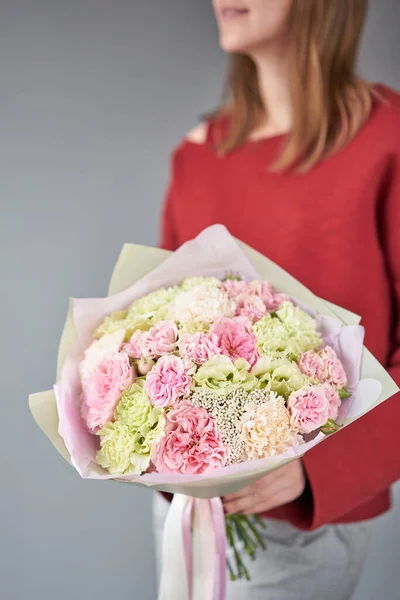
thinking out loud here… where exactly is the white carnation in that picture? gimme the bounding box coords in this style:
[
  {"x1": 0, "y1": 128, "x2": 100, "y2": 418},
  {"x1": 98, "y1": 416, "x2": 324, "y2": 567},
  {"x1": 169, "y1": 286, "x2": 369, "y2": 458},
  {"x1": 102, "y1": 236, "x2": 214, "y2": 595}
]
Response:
[{"x1": 168, "y1": 285, "x2": 235, "y2": 324}]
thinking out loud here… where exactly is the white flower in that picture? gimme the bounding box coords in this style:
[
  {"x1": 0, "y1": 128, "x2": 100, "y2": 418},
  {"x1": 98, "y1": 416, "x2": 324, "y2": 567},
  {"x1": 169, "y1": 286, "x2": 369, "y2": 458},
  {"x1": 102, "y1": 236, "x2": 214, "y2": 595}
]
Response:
[
  {"x1": 168, "y1": 285, "x2": 235, "y2": 324},
  {"x1": 239, "y1": 393, "x2": 302, "y2": 458},
  {"x1": 80, "y1": 330, "x2": 125, "y2": 381}
]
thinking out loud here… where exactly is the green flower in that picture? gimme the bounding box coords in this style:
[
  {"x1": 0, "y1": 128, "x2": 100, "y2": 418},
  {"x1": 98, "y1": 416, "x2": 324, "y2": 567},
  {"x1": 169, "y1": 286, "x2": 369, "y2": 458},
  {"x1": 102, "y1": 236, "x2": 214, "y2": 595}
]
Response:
[
  {"x1": 178, "y1": 320, "x2": 210, "y2": 335},
  {"x1": 94, "y1": 312, "x2": 152, "y2": 342},
  {"x1": 127, "y1": 287, "x2": 179, "y2": 321},
  {"x1": 251, "y1": 356, "x2": 309, "y2": 397},
  {"x1": 115, "y1": 381, "x2": 164, "y2": 453},
  {"x1": 181, "y1": 276, "x2": 221, "y2": 291},
  {"x1": 95, "y1": 287, "x2": 180, "y2": 342},
  {"x1": 97, "y1": 382, "x2": 164, "y2": 475},
  {"x1": 193, "y1": 355, "x2": 257, "y2": 395},
  {"x1": 96, "y1": 422, "x2": 151, "y2": 475},
  {"x1": 94, "y1": 309, "x2": 129, "y2": 339},
  {"x1": 253, "y1": 303, "x2": 322, "y2": 359},
  {"x1": 253, "y1": 314, "x2": 295, "y2": 358},
  {"x1": 276, "y1": 302, "x2": 322, "y2": 354}
]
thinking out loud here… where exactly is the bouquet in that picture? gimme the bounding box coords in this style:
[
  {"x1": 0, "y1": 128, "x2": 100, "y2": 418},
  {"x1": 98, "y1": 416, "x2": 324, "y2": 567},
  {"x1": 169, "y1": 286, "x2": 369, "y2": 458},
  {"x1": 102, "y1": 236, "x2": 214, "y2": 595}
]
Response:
[{"x1": 30, "y1": 225, "x2": 398, "y2": 600}]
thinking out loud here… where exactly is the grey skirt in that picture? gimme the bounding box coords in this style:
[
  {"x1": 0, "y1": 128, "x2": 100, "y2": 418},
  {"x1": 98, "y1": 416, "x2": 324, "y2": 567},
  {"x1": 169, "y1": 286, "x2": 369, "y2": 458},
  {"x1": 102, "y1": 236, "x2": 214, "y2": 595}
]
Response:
[{"x1": 153, "y1": 493, "x2": 371, "y2": 600}]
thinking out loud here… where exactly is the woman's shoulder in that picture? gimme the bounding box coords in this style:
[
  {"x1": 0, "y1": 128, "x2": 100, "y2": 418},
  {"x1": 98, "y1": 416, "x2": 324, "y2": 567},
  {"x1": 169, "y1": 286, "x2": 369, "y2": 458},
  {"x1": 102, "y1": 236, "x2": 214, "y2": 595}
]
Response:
[
  {"x1": 184, "y1": 122, "x2": 208, "y2": 144},
  {"x1": 375, "y1": 83, "x2": 400, "y2": 106},
  {"x1": 170, "y1": 116, "x2": 228, "y2": 172},
  {"x1": 372, "y1": 83, "x2": 400, "y2": 130},
  {"x1": 174, "y1": 113, "x2": 231, "y2": 153}
]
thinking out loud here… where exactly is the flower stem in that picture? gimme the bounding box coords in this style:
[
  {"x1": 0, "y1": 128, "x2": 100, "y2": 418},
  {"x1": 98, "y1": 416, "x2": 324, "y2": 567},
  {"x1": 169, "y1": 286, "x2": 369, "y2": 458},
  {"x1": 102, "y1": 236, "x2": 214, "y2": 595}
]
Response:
[{"x1": 225, "y1": 514, "x2": 268, "y2": 581}]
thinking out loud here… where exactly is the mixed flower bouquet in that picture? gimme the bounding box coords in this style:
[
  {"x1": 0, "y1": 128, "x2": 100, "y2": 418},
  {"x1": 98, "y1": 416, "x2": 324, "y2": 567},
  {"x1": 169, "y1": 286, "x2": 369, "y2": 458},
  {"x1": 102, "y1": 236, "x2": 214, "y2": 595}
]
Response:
[
  {"x1": 30, "y1": 226, "x2": 398, "y2": 600},
  {"x1": 87, "y1": 278, "x2": 348, "y2": 475}
]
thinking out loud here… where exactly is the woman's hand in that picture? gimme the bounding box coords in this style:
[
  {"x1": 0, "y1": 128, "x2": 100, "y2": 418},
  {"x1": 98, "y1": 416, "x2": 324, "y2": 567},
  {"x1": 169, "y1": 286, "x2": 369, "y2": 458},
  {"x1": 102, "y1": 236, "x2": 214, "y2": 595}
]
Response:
[{"x1": 223, "y1": 459, "x2": 306, "y2": 515}]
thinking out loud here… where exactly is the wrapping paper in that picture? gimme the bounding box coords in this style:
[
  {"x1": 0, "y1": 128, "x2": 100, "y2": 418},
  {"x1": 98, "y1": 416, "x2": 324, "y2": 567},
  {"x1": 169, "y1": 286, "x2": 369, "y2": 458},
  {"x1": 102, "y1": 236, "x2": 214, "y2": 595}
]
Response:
[{"x1": 29, "y1": 225, "x2": 399, "y2": 600}]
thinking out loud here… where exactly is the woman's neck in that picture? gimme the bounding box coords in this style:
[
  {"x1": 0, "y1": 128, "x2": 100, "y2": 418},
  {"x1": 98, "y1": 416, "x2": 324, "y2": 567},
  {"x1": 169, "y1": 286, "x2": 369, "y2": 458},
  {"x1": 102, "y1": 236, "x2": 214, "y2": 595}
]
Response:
[{"x1": 250, "y1": 46, "x2": 292, "y2": 140}]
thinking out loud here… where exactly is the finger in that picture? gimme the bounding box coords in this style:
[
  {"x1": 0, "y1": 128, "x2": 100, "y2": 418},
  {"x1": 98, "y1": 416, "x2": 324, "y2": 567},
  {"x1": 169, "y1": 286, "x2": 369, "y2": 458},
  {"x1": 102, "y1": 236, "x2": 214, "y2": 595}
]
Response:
[
  {"x1": 223, "y1": 479, "x2": 293, "y2": 515},
  {"x1": 223, "y1": 486, "x2": 254, "y2": 502},
  {"x1": 239, "y1": 492, "x2": 288, "y2": 515},
  {"x1": 223, "y1": 469, "x2": 286, "y2": 502},
  {"x1": 239, "y1": 485, "x2": 298, "y2": 515}
]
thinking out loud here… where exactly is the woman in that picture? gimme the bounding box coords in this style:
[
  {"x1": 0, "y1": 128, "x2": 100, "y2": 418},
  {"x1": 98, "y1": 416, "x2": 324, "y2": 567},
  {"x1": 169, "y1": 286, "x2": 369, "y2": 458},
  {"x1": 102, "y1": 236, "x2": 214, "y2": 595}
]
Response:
[{"x1": 154, "y1": 1, "x2": 400, "y2": 598}]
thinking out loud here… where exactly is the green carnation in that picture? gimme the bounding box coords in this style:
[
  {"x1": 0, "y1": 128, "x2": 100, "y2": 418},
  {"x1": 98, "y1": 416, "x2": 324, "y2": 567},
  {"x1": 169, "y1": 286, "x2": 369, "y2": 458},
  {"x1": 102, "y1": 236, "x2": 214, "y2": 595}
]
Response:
[
  {"x1": 193, "y1": 355, "x2": 257, "y2": 395},
  {"x1": 251, "y1": 356, "x2": 309, "y2": 397},
  {"x1": 96, "y1": 422, "x2": 151, "y2": 475},
  {"x1": 254, "y1": 303, "x2": 322, "y2": 359},
  {"x1": 94, "y1": 310, "x2": 128, "y2": 339},
  {"x1": 97, "y1": 382, "x2": 164, "y2": 475},
  {"x1": 179, "y1": 320, "x2": 210, "y2": 335},
  {"x1": 115, "y1": 381, "x2": 164, "y2": 453},
  {"x1": 253, "y1": 314, "x2": 295, "y2": 358},
  {"x1": 127, "y1": 287, "x2": 179, "y2": 321},
  {"x1": 276, "y1": 302, "x2": 322, "y2": 354},
  {"x1": 180, "y1": 277, "x2": 221, "y2": 291}
]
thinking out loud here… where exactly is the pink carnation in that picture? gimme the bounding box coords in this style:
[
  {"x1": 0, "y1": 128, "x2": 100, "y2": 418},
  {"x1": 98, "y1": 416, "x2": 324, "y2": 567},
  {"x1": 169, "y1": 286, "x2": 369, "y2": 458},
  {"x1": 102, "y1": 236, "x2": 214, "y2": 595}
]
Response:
[
  {"x1": 210, "y1": 317, "x2": 260, "y2": 367},
  {"x1": 235, "y1": 293, "x2": 266, "y2": 323},
  {"x1": 145, "y1": 355, "x2": 195, "y2": 407},
  {"x1": 81, "y1": 353, "x2": 134, "y2": 433},
  {"x1": 298, "y1": 351, "x2": 325, "y2": 381},
  {"x1": 151, "y1": 401, "x2": 228, "y2": 474},
  {"x1": 222, "y1": 280, "x2": 248, "y2": 299},
  {"x1": 299, "y1": 346, "x2": 347, "y2": 389},
  {"x1": 322, "y1": 383, "x2": 341, "y2": 421},
  {"x1": 139, "y1": 320, "x2": 178, "y2": 359},
  {"x1": 178, "y1": 331, "x2": 221, "y2": 364},
  {"x1": 122, "y1": 330, "x2": 143, "y2": 359},
  {"x1": 288, "y1": 385, "x2": 330, "y2": 434},
  {"x1": 320, "y1": 346, "x2": 348, "y2": 389},
  {"x1": 248, "y1": 281, "x2": 289, "y2": 311}
]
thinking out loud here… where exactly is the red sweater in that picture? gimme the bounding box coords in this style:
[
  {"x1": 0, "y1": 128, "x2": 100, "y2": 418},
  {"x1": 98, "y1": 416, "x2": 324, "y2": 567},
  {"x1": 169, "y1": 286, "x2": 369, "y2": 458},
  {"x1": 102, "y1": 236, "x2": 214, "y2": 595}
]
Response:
[{"x1": 160, "y1": 84, "x2": 400, "y2": 530}]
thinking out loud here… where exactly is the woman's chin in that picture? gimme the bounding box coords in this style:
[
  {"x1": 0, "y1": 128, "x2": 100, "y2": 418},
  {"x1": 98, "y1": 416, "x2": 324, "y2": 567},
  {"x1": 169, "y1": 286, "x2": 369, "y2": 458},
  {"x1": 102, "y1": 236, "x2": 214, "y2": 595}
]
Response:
[{"x1": 219, "y1": 37, "x2": 250, "y2": 54}]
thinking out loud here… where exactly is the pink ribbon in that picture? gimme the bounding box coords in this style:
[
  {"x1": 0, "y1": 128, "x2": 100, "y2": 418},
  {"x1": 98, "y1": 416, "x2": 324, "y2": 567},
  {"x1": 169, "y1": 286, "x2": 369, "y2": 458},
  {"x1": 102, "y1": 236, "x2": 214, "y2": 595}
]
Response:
[
  {"x1": 181, "y1": 497, "x2": 227, "y2": 600},
  {"x1": 182, "y1": 498, "x2": 194, "y2": 599},
  {"x1": 209, "y1": 498, "x2": 227, "y2": 600}
]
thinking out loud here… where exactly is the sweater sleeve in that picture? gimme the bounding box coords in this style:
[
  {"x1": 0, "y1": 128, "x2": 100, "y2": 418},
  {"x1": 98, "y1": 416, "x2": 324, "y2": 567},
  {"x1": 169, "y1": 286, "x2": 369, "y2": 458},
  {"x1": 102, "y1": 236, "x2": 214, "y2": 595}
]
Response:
[
  {"x1": 160, "y1": 183, "x2": 178, "y2": 251},
  {"x1": 159, "y1": 149, "x2": 180, "y2": 252},
  {"x1": 272, "y1": 147, "x2": 400, "y2": 531}
]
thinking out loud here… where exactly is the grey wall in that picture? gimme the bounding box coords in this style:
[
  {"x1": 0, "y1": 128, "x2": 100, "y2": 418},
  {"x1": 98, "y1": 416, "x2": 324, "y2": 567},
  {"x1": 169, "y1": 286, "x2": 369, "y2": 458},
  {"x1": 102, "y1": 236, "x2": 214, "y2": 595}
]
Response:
[{"x1": 1, "y1": 2, "x2": 399, "y2": 599}]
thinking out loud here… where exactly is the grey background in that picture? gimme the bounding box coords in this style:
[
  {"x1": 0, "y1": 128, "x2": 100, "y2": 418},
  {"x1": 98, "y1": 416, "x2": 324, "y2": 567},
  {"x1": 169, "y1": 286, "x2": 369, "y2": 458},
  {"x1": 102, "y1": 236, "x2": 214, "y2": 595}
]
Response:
[{"x1": 1, "y1": 1, "x2": 399, "y2": 599}]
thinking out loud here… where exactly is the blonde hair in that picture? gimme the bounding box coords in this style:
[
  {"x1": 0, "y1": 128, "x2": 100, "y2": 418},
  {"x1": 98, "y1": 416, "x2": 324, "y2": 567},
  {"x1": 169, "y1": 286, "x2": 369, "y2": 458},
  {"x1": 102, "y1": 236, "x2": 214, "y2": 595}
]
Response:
[{"x1": 214, "y1": 0, "x2": 373, "y2": 172}]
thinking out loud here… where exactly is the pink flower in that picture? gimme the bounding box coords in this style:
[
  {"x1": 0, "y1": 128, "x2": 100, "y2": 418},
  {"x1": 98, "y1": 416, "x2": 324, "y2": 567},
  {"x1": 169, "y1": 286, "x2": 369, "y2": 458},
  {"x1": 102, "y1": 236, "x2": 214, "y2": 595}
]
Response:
[
  {"x1": 122, "y1": 330, "x2": 143, "y2": 359},
  {"x1": 222, "y1": 280, "x2": 248, "y2": 299},
  {"x1": 288, "y1": 385, "x2": 330, "y2": 434},
  {"x1": 298, "y1": 346, "x2": 347, "y2": 389},
  {"x1": 178, "y1": 331, "x2": 221, "y2": 364},
  {"x1": 298, "y1": 351, "x2": 325, "y2": 381},
  {"x1": 145, "y1": 355, "x2": 195, "y2": 407},
  {"x1": 235, "y1": 293, "x2": 267, "y2": 323},
  {"x1": 248, "y1": 281, "x2": 289, "y2": 311},
  {"x1": 81, "y1": 353, "x2": 134, "y2": 433},
  {"x1": 210, "y1": 317, "x2": 260, "y2": 367},
  {"x1": 322, "y1": 383, "x2": 341, "y2": 421},
  {"x1": 320, "y1": 346, "x2": 348, "y2": 389},
  {"x1": 151, "y1": 401, "x2": 228, "y2": 474},
  {"x1": 139, "y1": 320, "x2": 178, "y2": 359}
]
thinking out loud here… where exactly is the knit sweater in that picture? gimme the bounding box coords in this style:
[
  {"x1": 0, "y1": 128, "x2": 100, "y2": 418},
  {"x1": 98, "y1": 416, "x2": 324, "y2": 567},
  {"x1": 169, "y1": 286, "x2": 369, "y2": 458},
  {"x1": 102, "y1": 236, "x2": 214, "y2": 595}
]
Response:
[{"x1": 160, "y1": 84, "x2": 400, "y2": 530}]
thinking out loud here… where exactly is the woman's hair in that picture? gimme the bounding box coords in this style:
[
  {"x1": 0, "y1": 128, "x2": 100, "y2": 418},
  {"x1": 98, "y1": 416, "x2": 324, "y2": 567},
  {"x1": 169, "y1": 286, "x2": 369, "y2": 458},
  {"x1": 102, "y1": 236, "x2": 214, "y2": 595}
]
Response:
[{"x1": 214, "y1": 0, "x2": 373, "y2": 172}]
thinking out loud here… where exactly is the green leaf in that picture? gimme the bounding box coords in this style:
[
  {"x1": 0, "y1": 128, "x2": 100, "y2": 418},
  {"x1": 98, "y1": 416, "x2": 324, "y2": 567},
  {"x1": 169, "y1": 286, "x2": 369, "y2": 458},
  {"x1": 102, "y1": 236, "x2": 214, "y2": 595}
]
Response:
[
  {"x1": 321, "y1": 418, "x2": 343, "y2": 435},
  {"x1": 223, "y1": 272, "x2": 243, "y2": 281},
  {"x1": 339, "y1": 388, "x2": 351, "y2": 400}
]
